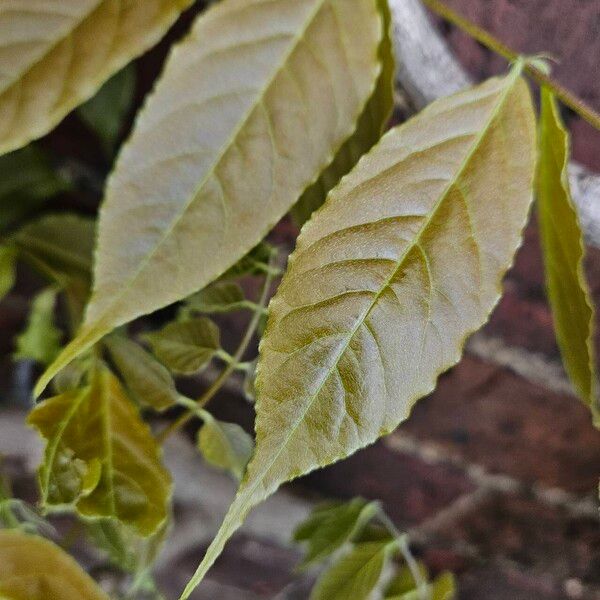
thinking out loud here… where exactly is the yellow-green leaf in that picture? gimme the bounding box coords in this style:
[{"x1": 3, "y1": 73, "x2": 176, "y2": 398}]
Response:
[
  {"x1": 186, "y1": 282, "x2": 249, "y2": 314},
  {"x1": 28, "y1": 365, "x2": 171, "y2": 536},
  {"x1": 197, "y1": 410, "x2": 254, "y2": 481},
  {"x1": 0, "y1": 0, "x2": 193, "y2": 155},
  {"x1": 144, "y1": 318, "x2": 221, "y2": 375},
  {"x1": 0, "y1": 529, "x2": 110, "y2": 600},
  {"x1": 310, "y1": 540, "x2": 398, "y2": 600},
  {"x1": 0, "y1": 245, "x2": 17, "y2": 301},
  {"x1": 36, "y1": 0, "x2": 384, "y2": 396},
  {"x1": 105, "y1": 334, "x2": 178, "y2": 411},
  {"x1": 292, "y1": 0, "x2": 395, "y2": 226},
  {"x1": 386, "y1": 571, "x2": 456, "y2": 600},
  {"x1": 537, "y1": 88, "x2": 599, "y2": 424},
  {"x1": 179, "y1": 64, "x2": 536, "y2": 598}
]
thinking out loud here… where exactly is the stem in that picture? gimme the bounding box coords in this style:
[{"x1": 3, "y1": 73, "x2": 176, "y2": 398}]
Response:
[
  {"x1": 422, "y1": 0, "x2": 600, "y2": 132},
  {"x1": 157, "y1": 260, "x2": 276, "y2": 443}
]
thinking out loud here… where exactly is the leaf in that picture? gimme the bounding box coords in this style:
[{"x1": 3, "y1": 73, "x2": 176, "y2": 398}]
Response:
[
  {"x1": 0, "y1": 146, "x2": 69, "y2": 233},
  {"x1": 219, "y1": 242, "x2": 278, "y2": 281},
  {"x1": 186, "y1": 282, "x2": 249, "y2": 314},
  {"x1": 0, "y1": 0, "x2": 193, "y2": 155},
  {"x1": 537, "y1": 88, "x2": 599, "y2": 424},
  {"x1": 14, "y1": 288, "x2": 62, "y2": 365},
  {"x1": 105, "y1": 334, "x2": 178, "y2": 411},
  {"x1": 79, "y1": 65, "x2": 137, "y2": 156},
  {"x1": 0, "y1": 530, "x2": 110, "y2": 600},
  {"x1": 27, "y1": 365, "x2": 171, "y2": 536},
  {"x1": 384, "y1": 563, "x2": 429, "y2": 597},
  {"x1": 36, "y1": 0, "x2": 384, "y2": 396},
  {"x1": 179, "y1": 64, "x2": 537, "y2": 598},
  {"x1": 0, "y1": 245, "x2": 17, "y2": 301},
  {"x1": 292, "y1": 0, "x2": 395, "y2": 226},
  {"x1": 197, "y1": 410, "x2": 254, "y2": 481},
  {"x1": 294, "y1": 498, "x2": 378, "y2": 567},
  {"x1": 144, "y1": 318, "x2": 221, "y2": 375},
  {"x1": 310, "y1": 540, "x2": 398, "y2": 600},
  {"x1": 386, "y1": 571, "x2": 457, "y2": 600}
]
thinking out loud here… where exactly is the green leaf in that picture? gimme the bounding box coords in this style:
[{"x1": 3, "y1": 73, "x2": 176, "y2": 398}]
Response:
[
  {"x1": 385, "y1": 563, "x2": 430, "y2": 597},
  {"x1": 294, "y1": 498, "x2": 378, "y2": 567},
  {"x1": 36, "y1": 0, "x2": 384, "y2": 396},
  {"x1": 386, "y1": 571, "x2": 457, "y2": 600},
  {"x1": 292, "y1": 0, "x2": 395, "y2": 226},
  {"x1": 0, "y1": 0, "x2": 193, "y2": 155},
  {"x1": 537, "y1": 88, "x2": 599, "y2": 424},
  {"x1": 79, "y1": 65, "x2": 137, "y2": 156},
  {"x1": 0, "y1": 146, "x2": 69, "y2": 233},
  {"x1": 197, "y1": 410, "x2": 254, "y2": 481},
  {"x1": 0, "y1": 245, "x2": 17, "y2": 302},
  {"x1": 219, "y1": 242, "x2": 279, "y2": 281},
  {"x1": 105, "y1": 334, "x2": 178, "y2": 411},
  {"x1": 310, "y1": 540, "x2": 398, "y2": 600},
  {"x1": 27, "y1": 365, "x2": 171, "y2": 536},
  {"x1": 186, "y1": 282, "x2": 250, "y2": 314},
  {"x1": 144, "y1": 318, "x2": 221, "y2": 375},
  {"x1": 179, "y1": 64, "x2": 537, "y2": 598},
  {"x1": 14, "y1": 288, "x2": 62, "y2": 365},
  {"x1": 0, "y1": 530, "x2": 110, "y2": 600}
]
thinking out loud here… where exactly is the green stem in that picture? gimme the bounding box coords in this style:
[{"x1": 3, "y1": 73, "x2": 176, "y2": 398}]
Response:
[{"x1": 422, "y1": 0, "x2": 600, "y2": 132}]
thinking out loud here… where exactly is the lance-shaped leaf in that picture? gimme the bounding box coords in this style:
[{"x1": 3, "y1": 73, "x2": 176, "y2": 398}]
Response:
[
  {"x1": 28, "y1": 365, "x2": 171, "y2": 536},
  {"x1": 292, "y1": 0, "x2": 395, "y2": 226},
  {"x1": 35, "y1": 0, "x2": 383, "y2": 396},
  {"x1": 179, "y1": 65, "x2": 536, "y2": 598},
  {"x1": 537, "y1": 88, "x2": 599, "y2": 425},
  {"x1": 311, "y1": 540, "x2": 398, "y2": 600},
  {"x1": 0, "y1": 0, "x2": 193, "y2": 155},
  {"x1": 0, "y1": 530, "x2": 110, "y2": 600},
  {"x1": 144, "y1": 318, "x2": 221, "y2": 375},
  {"x1": 105, "y1": 334, "x2": 178, "y2": 411}
]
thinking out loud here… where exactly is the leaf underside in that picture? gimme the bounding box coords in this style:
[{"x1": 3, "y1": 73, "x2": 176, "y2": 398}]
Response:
[
  {"x1": 0, "y1": 0, "x2": 192, "y2": 155},
  {"x1": 179, "y1": 66, "x2": 536, "y2": 599},
  {"x1": 35, "y1": 0, "x2": 384, "y2": 396},
  {"x1": 537, "y1": 88, "x2": 599, "y2": 425}
]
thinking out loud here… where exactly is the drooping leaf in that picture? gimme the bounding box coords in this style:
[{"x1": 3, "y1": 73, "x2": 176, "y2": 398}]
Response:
[
  {"x1": 0, "y1": 146, "x2": 69, "y2": 233},
  {"x1": 36, "y1": 0, "x2": 384, "y2": 396},
  {"x1": 292, "y1": 0, "x2": 395, "y2": 226},
  {"x1": 185, "y1": 282, "x2": 249, "y2": 314},
  {"x1": 144, "y1": 318, "x2": 221, "y2": 375},
  {"x1": 105, "y1": 334, "x2": 178, "y2": 411},
  {"x1": 0, "y1": 530, "x2": 110, "y2": 600},
  {"x1": 310, "y1": 540, "x2": 398, "y2": 600},
  {"x1": 0, "y1": 245, "x2": 17, "y2": 301},
  {"x1": 197, "y1": 410, "x2": 254, "y2": 481},
  {"x1": 294, "y1": 498, "x2": 378, "y2": 567},
  {"x1": 27, "y1": 365, "x2": 171, "y2": 536},
  {"x1": 14, "y1": 288, "x2": 62, "y2": 365},
  {"x1": 0, "y1": 0, "x2": 193, "y2": 155},
  {"x1": 79, "y1": 65, "x2": 137, "y2": 156},
  {"x1": 537, "y1": 88, "x2": 599, "y2": 424},
  {"x1": 179, "y1": 64, "x2": 537, "y2": 598}
]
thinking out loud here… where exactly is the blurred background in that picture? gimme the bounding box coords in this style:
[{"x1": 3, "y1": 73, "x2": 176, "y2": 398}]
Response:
[{"x1": 0, "y1": 1, "x2": 599, "y2": 598}]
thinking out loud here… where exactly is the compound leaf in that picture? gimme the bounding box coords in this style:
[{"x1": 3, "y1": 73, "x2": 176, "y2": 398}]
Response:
[
  {"x1": 537, "y1": 88, "x2": 599, "y2": 424},
  {"x1": 36, "y1": 0, "x2": 384, "y2": 396},
  {"x1": 180, "y1": 64, "x2": 536, "y2": 598},
  {"x1": 0, "y1": 530, "x2": 110, "y2": 600},
  {"x1": 0, "y1": 0, "x2": 193, "y2": 155},
  {"x1": 28, "y1": 365, "x2": 171, "y2": 536}
]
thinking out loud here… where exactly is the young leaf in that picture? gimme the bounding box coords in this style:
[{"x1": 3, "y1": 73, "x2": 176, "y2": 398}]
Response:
[
  {"x1": 0, "y1": 245, "x2": 17, "y2": 301},
  {"x1": 197, "y1": 410, "x2": 254, "y2": 481},
  {"x1": 179, "y1": 64, "x2": 537, "y2": 598},
  {"x1": 386, "y1": 571, "x2": 456, "y2": 600},
  {"x1": 310, "y1": 540, "x2": 398, "y2": 600},
  {"x1": 27, "y1": 365, "x2": 171, "y2": 536},
  {"x1": 294, "y1": 498, "x2": 379, "y2": 567},
  {"x1": 105, "y1": 334, "x2": 179, "y2": 411},
  {"x1": 537, "y1": 88, "x2": 599, "y2": 424},
  {"x1": 14, "y1": 288, "x2": 62, "y2": 365},
  {"x1": 144, "y1": 318, "x2": 221, "y2": 375},
  {"x1": 292, "y1": 0, "x2": 395, "y2": 226},
  {"x1": 0, "y1": 530, "x2": 110, "y2": 600},
  {"x1": 79, "y1": 65, "x2": 137, "y2": 156},
  {"x1": 186, "y1": 282, "x2": 249, "y2": 314},
  {"x1": 219, "y1": 242, "x2": 278, "y2": 280},
  {"x1": 35, "y1": 0, "x2": 384, "y2": 396},
  {"x1": 0, "y1": 0, "x2": 193, "y2": 155}
]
